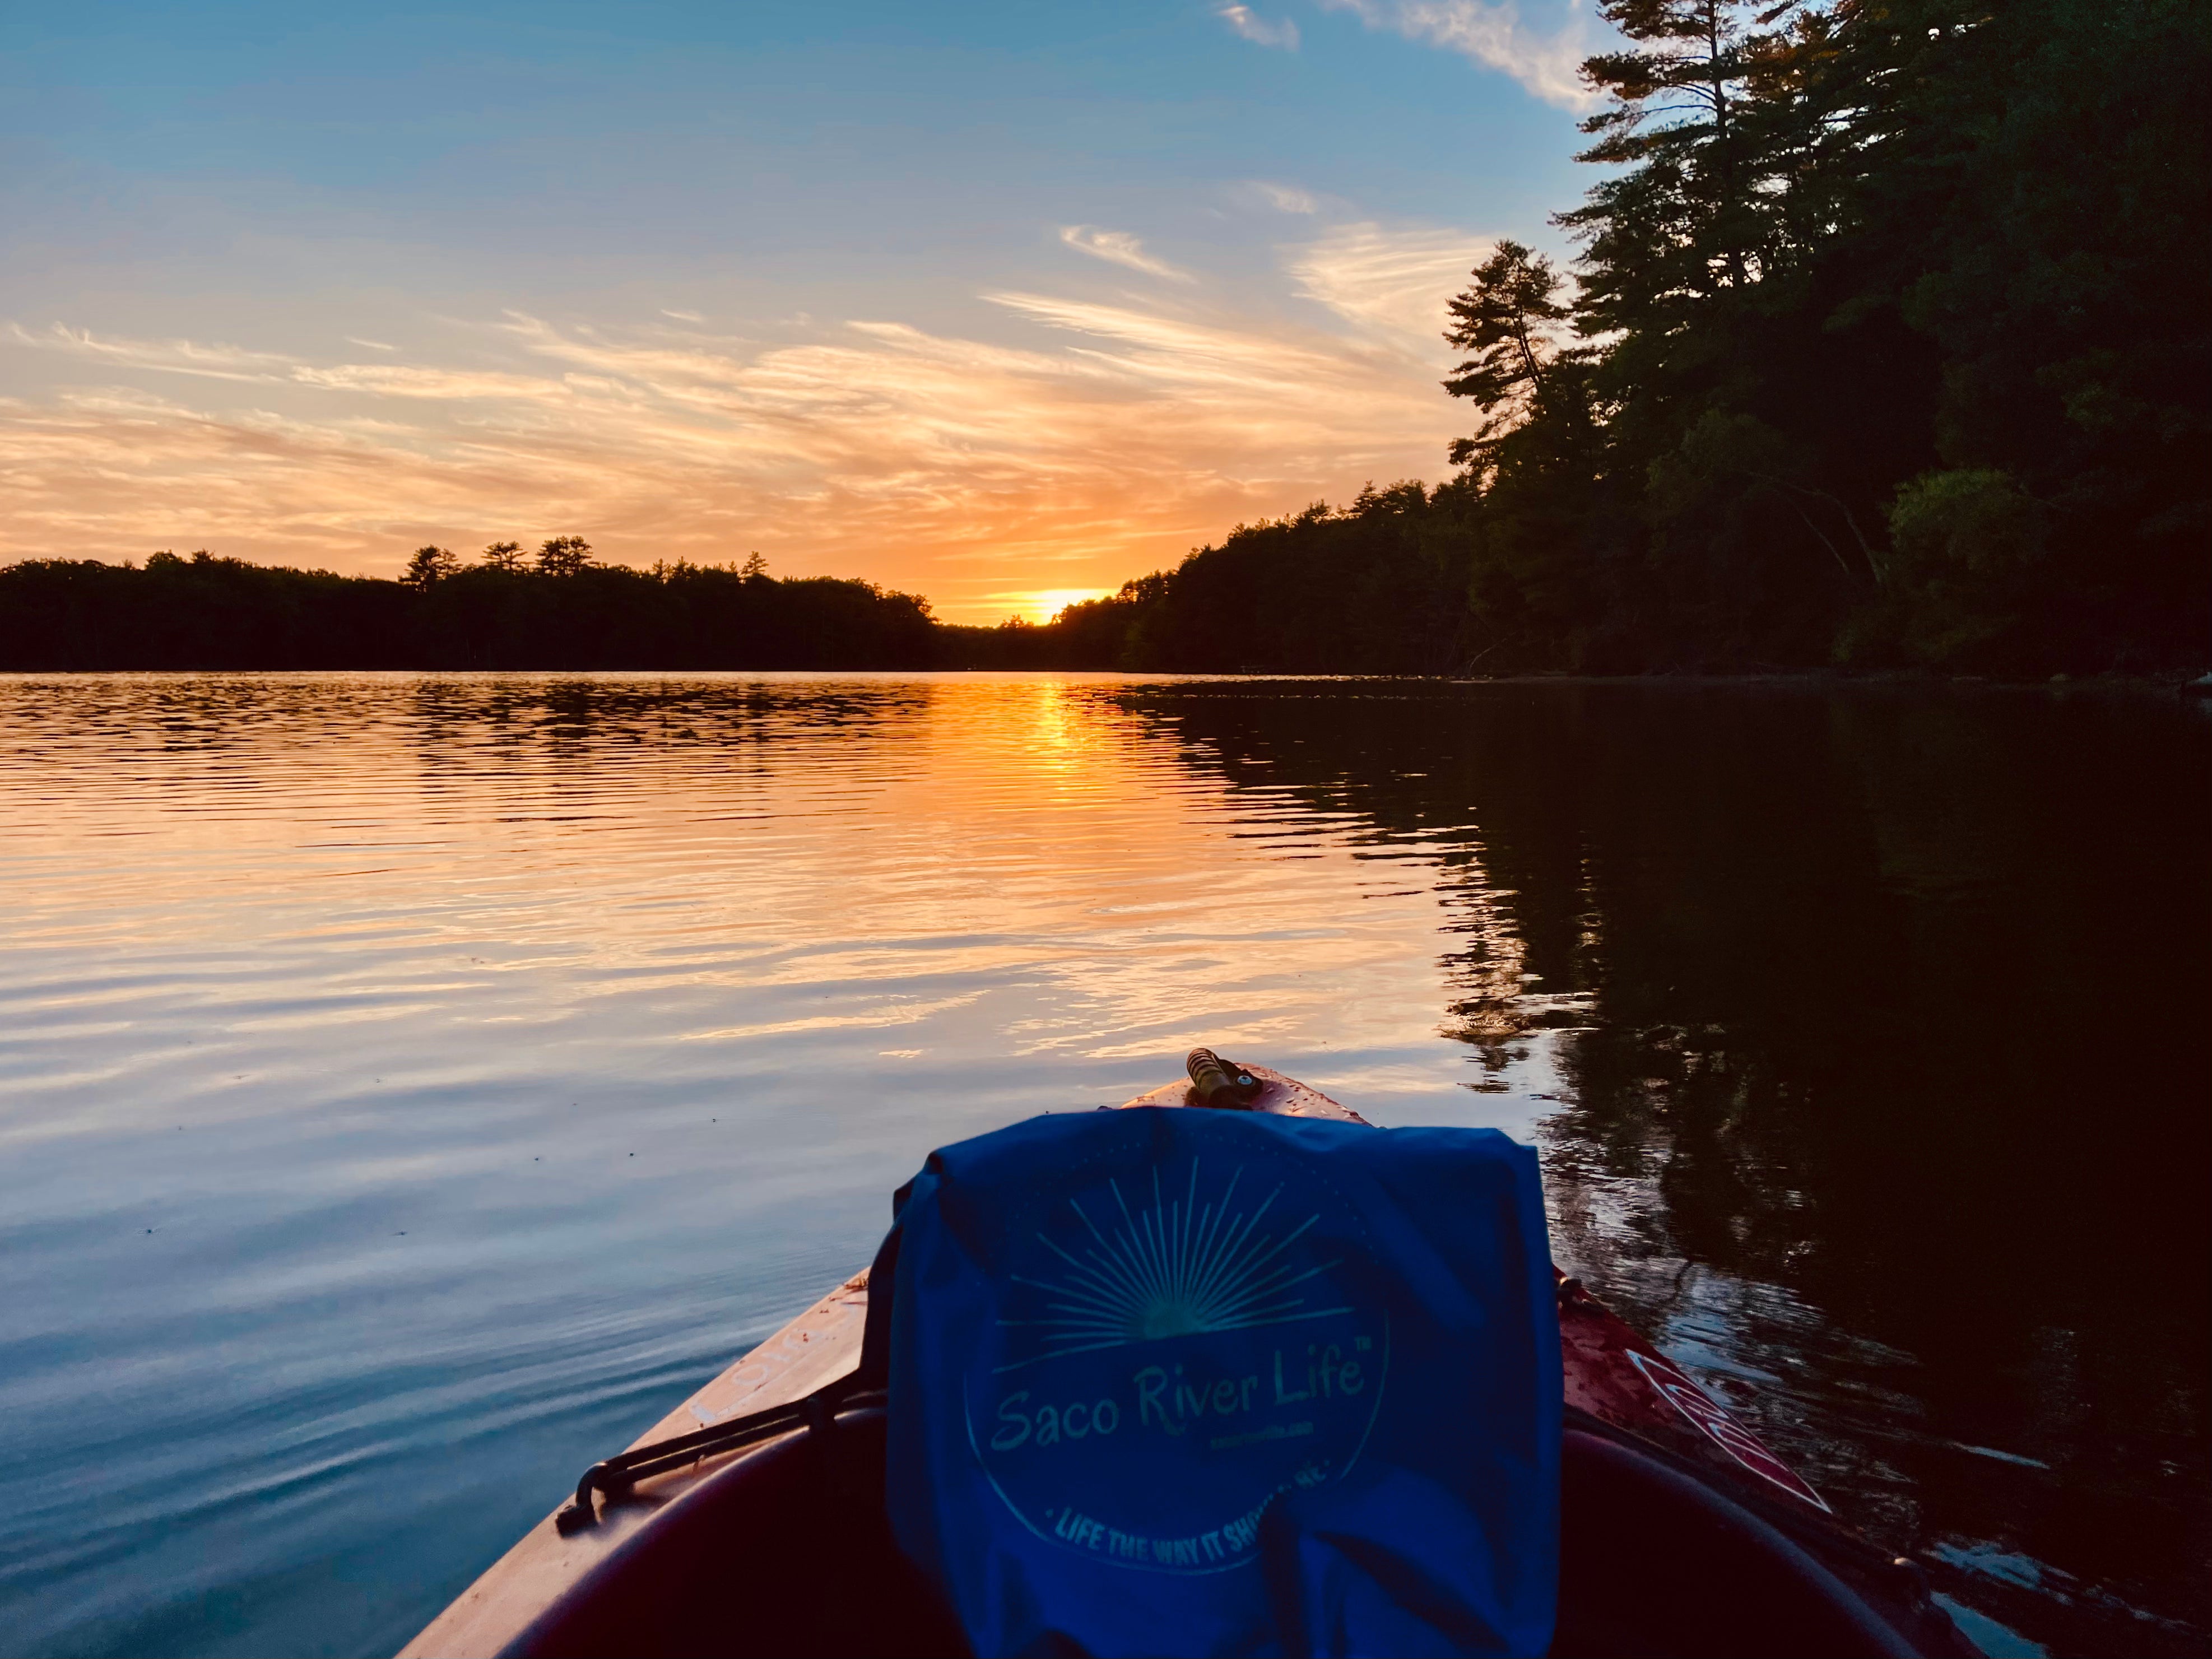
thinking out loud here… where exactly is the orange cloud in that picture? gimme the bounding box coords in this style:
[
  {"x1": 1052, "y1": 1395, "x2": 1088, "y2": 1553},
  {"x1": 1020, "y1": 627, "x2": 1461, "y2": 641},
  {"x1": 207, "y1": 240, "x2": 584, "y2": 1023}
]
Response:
[{"x1": 0, "y1": 224, "x2": 1488, "y2": 621}]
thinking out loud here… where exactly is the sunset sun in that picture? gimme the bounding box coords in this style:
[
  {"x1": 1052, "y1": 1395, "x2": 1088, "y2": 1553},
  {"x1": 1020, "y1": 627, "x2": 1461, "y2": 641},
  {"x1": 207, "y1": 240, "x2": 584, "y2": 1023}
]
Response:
[{"x1": 1006, "y1": 588, "x2": 1111, "y2": 625}]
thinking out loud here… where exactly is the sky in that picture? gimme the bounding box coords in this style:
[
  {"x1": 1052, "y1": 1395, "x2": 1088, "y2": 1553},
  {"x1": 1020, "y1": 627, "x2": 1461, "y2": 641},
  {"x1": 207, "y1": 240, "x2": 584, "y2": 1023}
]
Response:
[{"x1": 2, "y1": 1, "x2": 1605, "y2": 622}]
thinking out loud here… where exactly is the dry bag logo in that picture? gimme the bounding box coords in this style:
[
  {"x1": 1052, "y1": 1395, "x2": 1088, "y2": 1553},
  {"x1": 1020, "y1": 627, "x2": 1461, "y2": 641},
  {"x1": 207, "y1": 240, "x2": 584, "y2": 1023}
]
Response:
[{"x1": 966, "y1": 1155, "x2": 1388, "y2": 1573}]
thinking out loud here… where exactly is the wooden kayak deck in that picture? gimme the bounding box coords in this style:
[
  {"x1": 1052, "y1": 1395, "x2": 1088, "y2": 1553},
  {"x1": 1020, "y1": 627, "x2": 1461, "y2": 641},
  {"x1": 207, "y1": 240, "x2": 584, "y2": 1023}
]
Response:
[
  {"x1": 400, "y1": 1271, "x2": 872, "y2": 1659},
  {"x1": 402, "y1": 1067, "x2": 1346, "y2": 1658},
  {"x1": 399, "y1": 1065, "x2": 1850, "y2": 1657}
]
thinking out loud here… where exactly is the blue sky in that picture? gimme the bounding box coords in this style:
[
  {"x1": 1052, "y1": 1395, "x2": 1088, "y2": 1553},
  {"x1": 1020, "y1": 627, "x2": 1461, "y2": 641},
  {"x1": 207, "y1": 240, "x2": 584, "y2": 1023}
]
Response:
[{"x1": 3, "y1": 1, "x2": 1604, "y2": 619}]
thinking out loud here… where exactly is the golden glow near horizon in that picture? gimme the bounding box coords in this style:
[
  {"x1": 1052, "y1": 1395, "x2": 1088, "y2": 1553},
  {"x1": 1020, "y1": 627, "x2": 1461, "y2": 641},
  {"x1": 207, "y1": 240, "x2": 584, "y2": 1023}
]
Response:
[
  {"x1": 0, "y1": 224, "x2": 1489, "y2": 625},
  {"x1": 997, "y1": 588, "x2": 1113, "y2": 625},
  {"x1": 2, "y1": 1, "x2": 1613, "y2": 627},
  {"x1": 0, "y1": 674, "x2": 1475, "y2": 1091}
]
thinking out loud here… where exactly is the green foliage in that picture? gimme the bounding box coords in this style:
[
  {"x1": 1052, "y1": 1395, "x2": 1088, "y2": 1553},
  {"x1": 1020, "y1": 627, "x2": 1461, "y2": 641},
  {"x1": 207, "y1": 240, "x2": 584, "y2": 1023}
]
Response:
[
  {"x1": 1566, "y1": 0, "x2": 1768, "y2": 309},
  {"x1": 1843, "y1": 468, "x2": 2050, "y2": 667},
  {"x1": 1439, "y1": 0, "x2": 2210, "y2": 673}
]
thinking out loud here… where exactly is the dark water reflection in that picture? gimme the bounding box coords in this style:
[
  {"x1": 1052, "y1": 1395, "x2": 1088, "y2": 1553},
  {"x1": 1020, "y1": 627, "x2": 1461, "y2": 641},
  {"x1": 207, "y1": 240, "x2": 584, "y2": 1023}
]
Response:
[
  {"x1": 1123, "y1": 681, "x2": 2211, "y2": 1654},
  {"x1": 0, "y1": 675, "x2": 2201, "y2": 1657}
]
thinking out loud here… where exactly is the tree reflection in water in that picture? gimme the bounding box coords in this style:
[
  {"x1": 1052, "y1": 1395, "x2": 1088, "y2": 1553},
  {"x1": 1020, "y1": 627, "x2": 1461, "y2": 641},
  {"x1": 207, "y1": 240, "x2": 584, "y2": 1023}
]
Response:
[
  {"x1": 1119, "y1": 680, "x2": 2210, "y2": 1655},
  {"x1": 1, "y1": 672, "x2": 2199, "y2": 1657}
]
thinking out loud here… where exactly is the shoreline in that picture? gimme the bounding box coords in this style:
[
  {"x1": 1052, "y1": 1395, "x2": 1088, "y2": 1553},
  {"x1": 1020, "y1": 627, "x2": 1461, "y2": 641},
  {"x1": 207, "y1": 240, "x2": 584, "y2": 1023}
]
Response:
[{"x1": 3, "y1": 664, "x2": 2202, "y2": 695}]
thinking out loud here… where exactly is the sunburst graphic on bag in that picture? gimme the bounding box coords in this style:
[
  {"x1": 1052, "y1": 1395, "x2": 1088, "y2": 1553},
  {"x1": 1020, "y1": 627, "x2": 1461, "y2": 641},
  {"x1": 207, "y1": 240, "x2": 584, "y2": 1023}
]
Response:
[{"x1": 995, "y1": 1162, "x2": 1350, "y2": 1372}]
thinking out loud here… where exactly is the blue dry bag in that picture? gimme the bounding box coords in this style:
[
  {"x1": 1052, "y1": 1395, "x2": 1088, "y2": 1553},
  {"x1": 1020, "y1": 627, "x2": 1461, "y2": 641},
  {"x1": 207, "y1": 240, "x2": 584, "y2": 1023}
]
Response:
[{"x1": 882, "y1": 1107, "x2": 1560, "y2": 1658}]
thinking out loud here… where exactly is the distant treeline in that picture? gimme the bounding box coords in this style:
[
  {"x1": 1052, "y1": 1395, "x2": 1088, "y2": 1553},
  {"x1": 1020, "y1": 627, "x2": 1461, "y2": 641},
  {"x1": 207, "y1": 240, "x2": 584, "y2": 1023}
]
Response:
[
  {"x1": 981, "y1": 0, "x2": 2211, "y2": 677},
  {"x1": 7, "y1": 0, "x2": 2202, "y2": 679},
  {"x1": 0, "y1": 544, "x2": 936, "y2": 671},
  {"x1": 940, "y1": 483, "x2": 1483, "y2": 673}
]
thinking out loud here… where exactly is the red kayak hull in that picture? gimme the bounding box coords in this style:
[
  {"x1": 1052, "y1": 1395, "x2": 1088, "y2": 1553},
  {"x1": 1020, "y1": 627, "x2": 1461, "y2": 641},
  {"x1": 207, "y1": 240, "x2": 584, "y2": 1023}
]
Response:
[{"x1": 402, "y1": 1067, "x2": 1973, "y2": 1658}]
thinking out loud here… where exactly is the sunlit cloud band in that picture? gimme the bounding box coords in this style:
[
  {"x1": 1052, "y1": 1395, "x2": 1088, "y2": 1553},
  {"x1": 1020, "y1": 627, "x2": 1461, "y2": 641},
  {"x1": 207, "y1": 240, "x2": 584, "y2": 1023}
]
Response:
[{"x1": 0, "y1": 225, "x2": 1488, "y2": 621}]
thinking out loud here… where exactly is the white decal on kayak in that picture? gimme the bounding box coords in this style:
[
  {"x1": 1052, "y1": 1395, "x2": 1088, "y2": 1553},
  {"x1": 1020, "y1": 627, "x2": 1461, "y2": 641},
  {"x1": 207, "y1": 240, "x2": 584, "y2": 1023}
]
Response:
[{"x1": 1627, "y1": 1349, "x2": 1830, "y2": 1512}]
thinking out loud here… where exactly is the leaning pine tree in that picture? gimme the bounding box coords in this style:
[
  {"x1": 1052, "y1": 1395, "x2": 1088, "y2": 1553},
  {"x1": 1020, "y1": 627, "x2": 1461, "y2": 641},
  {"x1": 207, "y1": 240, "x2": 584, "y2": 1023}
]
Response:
[{"x1": 1442, "y1": 239, "x2": 1573, "y2": 476}]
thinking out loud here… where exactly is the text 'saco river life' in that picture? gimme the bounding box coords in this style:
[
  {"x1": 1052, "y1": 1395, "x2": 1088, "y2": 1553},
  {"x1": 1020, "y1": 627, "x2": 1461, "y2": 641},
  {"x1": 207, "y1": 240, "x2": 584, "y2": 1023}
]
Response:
[{"x1": 978, "y1": 1151, "x2": 1388, "y2": 1573}]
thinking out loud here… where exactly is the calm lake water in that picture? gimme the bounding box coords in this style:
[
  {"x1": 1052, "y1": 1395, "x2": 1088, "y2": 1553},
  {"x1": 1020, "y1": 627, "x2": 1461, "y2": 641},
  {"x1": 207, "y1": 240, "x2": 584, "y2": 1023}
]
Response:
[{"x1": 0, "y1": 673, "x2": 2204, "y2": 1658}]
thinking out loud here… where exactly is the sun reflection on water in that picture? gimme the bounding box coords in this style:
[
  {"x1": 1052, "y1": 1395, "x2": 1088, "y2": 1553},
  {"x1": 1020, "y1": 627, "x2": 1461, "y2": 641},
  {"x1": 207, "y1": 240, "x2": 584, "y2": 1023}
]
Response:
[{"x1": 0, "y1": 672, "x2": 2200, "y2": 1659}]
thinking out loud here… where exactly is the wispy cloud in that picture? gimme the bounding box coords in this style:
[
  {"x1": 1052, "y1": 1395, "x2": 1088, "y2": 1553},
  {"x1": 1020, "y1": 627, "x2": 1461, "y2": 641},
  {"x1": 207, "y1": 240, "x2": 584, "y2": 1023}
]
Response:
[
  {"x1": 1254, "y1": 182, "x2": 1320, "y2": 214},
  {"x1": 6, "y1": 322, "x2": 296, "y2": 383},
  {"x1": 0, "y1": 225, "x2": 1483, "y2": 620},
  {"x1": 1057, "y1": 225, "x2": 1194, "y2": 282},
  {"x1": 289, "y1": 363, "x2": 571, "y2": 401},
  {"x1": 1219, "y1": 4, "x2": 1302, "y2": 49},
  {"x1": 345, "y1": 337, "x2": 398, "y2": 352},
  {"x1": 1287, "y1": 221, "x2": 1491, "y2": 342},
  {"x1": 660, "y1": 308, "x2": 705, "y2": 323},
  {"x1": 10, "y1": 323, "x2": 579, "y2": 403},
  {"x1": 1321, "y1": 0, "x2": 1598, "y2": 110}
]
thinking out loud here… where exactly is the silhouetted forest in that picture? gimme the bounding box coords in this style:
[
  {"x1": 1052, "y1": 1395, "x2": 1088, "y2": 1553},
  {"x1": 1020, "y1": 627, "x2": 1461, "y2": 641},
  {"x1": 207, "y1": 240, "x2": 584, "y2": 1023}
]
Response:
[
  {"x1": 979, "y1": 0, "x2": 2209, "y2": 676},
  {"x1": 0, "y1": 545, "x2": 937, "y2": 671},
  {"x1": 6, "y1": 0, "x2": 2201, "y2": 677}
]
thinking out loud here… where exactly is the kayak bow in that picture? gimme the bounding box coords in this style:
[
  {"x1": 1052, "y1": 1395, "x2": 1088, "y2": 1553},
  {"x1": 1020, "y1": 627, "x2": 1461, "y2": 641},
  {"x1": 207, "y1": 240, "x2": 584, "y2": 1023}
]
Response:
[{"x1": 401, "y1": 1062, "x2": 1973, "y2": 1659}]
